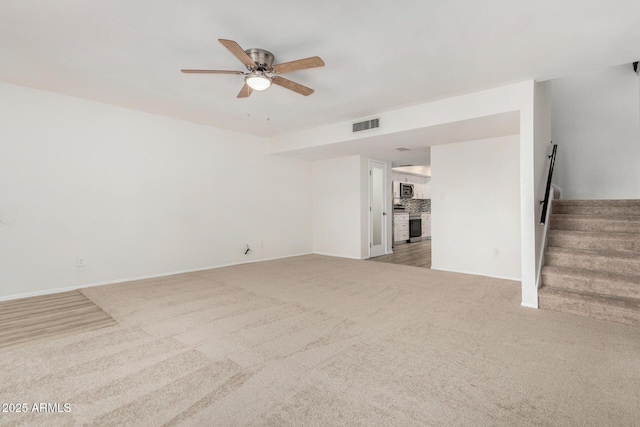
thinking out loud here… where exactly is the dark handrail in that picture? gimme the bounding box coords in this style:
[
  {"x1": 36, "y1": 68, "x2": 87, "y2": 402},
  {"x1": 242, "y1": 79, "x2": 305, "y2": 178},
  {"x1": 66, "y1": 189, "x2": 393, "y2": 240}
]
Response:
[{"x1": 540, "y1": 143, "x2": 558, "y2": 225}]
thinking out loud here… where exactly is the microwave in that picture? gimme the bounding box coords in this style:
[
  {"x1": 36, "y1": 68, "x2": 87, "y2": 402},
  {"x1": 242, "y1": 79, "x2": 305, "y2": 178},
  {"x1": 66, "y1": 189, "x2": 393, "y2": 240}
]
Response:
[{"x1": 400, "y1": 182, "x2": 414, "y2": 198}]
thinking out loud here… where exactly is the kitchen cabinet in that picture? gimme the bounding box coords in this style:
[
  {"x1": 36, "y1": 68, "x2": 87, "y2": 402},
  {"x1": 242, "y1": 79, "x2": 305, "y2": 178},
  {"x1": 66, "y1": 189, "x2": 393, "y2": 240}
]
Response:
[
  {"x1": 394, "y1": 172, "x2": 410, "y2": 183},
  {"x1": 393, "y1": 172, "x2": 431, "y2": 200},
  {"x1": 393, "y1": 213, "x2": 409, "y2": 243},
  {"x1": 421, "y1": 213, "x2": 431, "y2": 238},
  {"x1": 413, "y1": 182, "x2": 425, "y2": 199},
  {"x1": 392, "y1": 180, "x2": 400, "y2": 198},
  {"x1": 424, "y1": 179, "x2": 431, "y2": 199},
  {"x1": 411, "y1": 178, "x2": 430, "y2": 200}
]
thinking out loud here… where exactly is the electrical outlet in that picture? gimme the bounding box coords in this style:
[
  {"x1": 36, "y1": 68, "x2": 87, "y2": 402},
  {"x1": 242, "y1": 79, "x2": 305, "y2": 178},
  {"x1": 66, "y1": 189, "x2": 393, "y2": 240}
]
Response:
[
  {"x1": 493, "y1": 248, "x2": 500, "y2": 258},
  {"x1": 76, "y1": 257, "x2": 85, "y2": 267}
]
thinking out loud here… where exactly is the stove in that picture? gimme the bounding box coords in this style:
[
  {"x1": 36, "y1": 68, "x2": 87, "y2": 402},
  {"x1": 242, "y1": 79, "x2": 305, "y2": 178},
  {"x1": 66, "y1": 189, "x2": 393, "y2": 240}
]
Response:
[{"x1": 409, "y1": 214, "x2": 422, "y2": 242}]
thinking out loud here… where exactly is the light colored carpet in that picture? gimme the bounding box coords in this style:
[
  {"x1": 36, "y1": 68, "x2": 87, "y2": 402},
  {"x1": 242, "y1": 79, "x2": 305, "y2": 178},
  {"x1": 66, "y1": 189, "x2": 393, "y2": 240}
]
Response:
[
  {"x1": 540, "y1": 199, "x2": 640, "y2": 325},
  {"x1": 1, "y1": 254, "x2": 639, "y2": 426}
]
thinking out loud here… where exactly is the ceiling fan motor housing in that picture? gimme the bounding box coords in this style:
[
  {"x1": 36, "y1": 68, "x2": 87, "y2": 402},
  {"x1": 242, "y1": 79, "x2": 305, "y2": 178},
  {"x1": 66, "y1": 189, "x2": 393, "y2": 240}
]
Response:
[{"x1": 245, "y1": 48, "x2": 275, "y2": 71}]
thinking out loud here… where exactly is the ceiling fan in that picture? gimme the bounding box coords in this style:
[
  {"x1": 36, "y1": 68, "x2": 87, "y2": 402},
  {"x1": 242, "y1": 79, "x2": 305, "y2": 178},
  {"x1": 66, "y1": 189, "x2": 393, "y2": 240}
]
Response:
[{"x1": 181, "y1": 39, "x2": 325, "y2": 98}]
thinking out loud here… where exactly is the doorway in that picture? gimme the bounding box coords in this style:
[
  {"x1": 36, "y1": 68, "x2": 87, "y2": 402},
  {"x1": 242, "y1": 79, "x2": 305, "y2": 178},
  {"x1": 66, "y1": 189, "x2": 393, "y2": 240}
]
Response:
[{"x1": 369, "y1": 160, "x2": 387, "y2": 257}]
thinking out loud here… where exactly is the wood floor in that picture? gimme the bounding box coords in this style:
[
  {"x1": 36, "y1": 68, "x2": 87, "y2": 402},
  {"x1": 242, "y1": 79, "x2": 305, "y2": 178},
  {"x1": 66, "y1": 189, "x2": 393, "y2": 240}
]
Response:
[
  {"x1": 0, "y1": 290, "x2": 117, "y2": 352},
  {"x1": 369, "y1": 239, "x2": 432, "y2": 268}
]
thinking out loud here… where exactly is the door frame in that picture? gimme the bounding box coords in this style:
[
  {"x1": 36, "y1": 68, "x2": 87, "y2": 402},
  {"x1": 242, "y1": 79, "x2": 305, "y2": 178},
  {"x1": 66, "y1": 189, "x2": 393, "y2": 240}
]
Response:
[{"x1": 368, "y1": 159, "x2": 387, "y2": 258}]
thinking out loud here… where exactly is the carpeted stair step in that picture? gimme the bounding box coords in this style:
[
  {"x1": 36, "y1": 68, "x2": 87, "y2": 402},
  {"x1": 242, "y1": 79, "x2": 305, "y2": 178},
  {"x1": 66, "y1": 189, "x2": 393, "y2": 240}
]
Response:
[
  {"x1": 547, "y1": 229, "x2": 640, "y2": 253},
  {"x1": 544, "y1": 246, "x2": 640, "y2": 276},
  {"x1": 540, "y1": 265, "x2": 640, "y2": 299},
  {"x1": 540, "y1": 198, "x2": 640, "y2": 325},
  {"x1": 538, "y1": 286, "x2": 640, "y2": 326},
  {"x1": 552, "y1": 199, "x2": 640, "y2": 216},
  {"x1": 550, "y1": 214, "x2": 640, "y2": 233}
]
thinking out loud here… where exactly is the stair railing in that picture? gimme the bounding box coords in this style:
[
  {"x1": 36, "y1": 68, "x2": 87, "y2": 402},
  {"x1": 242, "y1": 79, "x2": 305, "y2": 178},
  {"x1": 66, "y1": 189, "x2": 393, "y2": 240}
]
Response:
[{"x1": 540, "y1": 143, "x2": 558, "y2": 225}]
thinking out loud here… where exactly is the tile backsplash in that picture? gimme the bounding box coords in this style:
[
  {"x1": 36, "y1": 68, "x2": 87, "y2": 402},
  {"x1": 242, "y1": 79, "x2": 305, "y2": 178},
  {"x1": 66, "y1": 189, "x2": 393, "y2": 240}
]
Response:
[{"x1": 395, "y1": 198, "x2": 431, "y2": 213}]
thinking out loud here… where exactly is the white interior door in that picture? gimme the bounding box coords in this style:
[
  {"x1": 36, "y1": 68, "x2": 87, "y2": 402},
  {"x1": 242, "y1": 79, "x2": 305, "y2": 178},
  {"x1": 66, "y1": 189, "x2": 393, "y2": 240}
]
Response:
[{"x1": 369, "y1": 160, "x2": 386, "y2": 257}]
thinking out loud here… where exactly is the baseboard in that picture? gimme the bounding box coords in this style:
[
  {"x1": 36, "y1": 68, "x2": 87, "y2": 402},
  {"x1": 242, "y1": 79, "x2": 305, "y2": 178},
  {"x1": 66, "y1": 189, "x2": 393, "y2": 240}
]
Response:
[
  {"x1": 0, "y1": 283, "x2": 96, "y2": 303},
  {"x1": 312, "y1": 252, "x2": 366, "y2": 260},
  {"x1": 430, "y1": 266, "x2": 521, "y2": 282},
  {"x1": 0, "y1": 252, "x2": 314, "y2": 302}
]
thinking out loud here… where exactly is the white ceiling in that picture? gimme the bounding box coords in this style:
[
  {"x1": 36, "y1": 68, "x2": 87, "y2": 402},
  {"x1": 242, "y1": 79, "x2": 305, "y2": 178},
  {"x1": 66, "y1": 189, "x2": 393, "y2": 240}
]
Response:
[{"x1": 1, "y1": 0, "x2": 639, "y2": 141}]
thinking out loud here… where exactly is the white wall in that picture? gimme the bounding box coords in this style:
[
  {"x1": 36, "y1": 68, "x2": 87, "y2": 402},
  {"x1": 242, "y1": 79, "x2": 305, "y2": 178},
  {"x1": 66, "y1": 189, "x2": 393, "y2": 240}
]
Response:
[
  {"x1": 312, "y1": 155, "x2": 392, "y2": 260},
  {"x1": 550, "y1": 64, "x2": 640, "y2": 199},
  {"x1": 533, "y1": 81, "x2": 553, "y2": 299},
  {"x1": 312, "y1": 155, "x2": 363, "y2": 259},
  {"x1": 431, "y1": 135, "x2": 521, "y2": 280},
  {"x1": 0, "y1": 82, "x2": 313, "y2": 300}
]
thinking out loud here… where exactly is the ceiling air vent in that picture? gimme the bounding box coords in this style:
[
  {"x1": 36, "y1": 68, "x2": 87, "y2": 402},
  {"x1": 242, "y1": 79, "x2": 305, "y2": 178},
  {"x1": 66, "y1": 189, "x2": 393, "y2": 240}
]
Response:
[{"x1": 352, "y1": 118, "x2": 380, "y2": 133}]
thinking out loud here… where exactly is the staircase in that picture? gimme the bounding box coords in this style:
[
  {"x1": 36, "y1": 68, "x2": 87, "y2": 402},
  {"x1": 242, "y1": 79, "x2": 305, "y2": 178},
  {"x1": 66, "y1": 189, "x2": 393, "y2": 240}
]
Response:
[{"x1": 539, "y1": 199, "x2": 640, "y2": 325}]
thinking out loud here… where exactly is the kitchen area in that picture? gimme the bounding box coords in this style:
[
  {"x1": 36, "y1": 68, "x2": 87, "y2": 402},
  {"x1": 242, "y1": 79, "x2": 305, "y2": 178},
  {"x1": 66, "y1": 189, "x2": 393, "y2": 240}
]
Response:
[{"x1": 371, "y1": 165, "x2": 432, "y2": 268}]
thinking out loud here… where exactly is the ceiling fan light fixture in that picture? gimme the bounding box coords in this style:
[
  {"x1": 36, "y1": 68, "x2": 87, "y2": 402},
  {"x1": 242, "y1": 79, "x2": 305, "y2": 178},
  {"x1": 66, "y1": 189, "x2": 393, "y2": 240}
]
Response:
[
  {"x1": 245, "y1": 73, "x2": 271, "y2": 91},
  {"x1": 182, "y1": 39, "x2": 324, "y2": 97}
]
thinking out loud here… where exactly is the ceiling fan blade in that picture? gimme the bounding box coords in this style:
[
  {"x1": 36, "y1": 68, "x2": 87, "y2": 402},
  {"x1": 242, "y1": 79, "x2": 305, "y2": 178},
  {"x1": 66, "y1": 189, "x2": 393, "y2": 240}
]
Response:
[
  {"x1": 237, "y1": 84, "x2": 253, "y2": 98},
  {"x1": 181, "y1": 69, "x2": 244, "y2": 74},
  {"x1": 271, "y1": 77, "x2": 314, "y2": 96},
  {"x1": 272, "y1": 56, "x2": 325, "y2": 74},
  {"x1": 218, "y1": 39, "x2": 256, "y2": 68}
]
